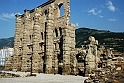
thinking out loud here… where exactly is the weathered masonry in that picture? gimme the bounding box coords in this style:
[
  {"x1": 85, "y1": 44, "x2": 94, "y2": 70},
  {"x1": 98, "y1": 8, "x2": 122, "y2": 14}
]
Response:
[
  {"x1": 5, "y1": 0, "x2": 124, "y2": 78},
  {"x1": 6, "y1": 0, "x2": 75, "y2": 75}
]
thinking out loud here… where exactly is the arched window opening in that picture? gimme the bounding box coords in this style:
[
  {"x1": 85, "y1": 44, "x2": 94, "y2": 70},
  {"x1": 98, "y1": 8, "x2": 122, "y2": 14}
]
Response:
[
  {"x1": 55, "y1": 29, "x2": 58, "y2": 37},
  {"x1": 33, "y1": 17, "x2": 35, "y2": 20},
  {"x1": 59, "y1": 4, "x2": 64, "y2": 17},
  {"x1": 76, "y1": 53, "x2": 84, "y2": 63},
  {"x1": 41, "y1": 32, "x2": 43, "y2": 40},
  {"x1": 30, "y1": 35, "x2": 31, "y2": 40},
  {"x1": 59, "y1": 27, "x2": 62, "y2": 36},
  {"x1": 45, "y1": 10, "x2": 49, "y2": 22}
]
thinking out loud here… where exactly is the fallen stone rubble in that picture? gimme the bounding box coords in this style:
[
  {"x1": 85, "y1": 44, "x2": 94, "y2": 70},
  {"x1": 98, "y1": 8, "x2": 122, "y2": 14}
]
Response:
[
  {"x1": 0, "y1": 71, "x2": 36, "y2": 78},
  {"x1": 0, "y1": 71, "x2": 20, "y2": 78},
  {"x1": 84, "y1": 68, "x2": 124, "y2": 83}
]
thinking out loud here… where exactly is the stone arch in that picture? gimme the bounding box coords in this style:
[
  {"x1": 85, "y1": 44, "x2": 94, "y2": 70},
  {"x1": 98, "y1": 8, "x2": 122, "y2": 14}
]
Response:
[
  {"x1": 58, "y1": 3, "x2": 64, "y2": 17},
  {"x1": 76, "y1": 51, "x2": 86, "y2": 63},
  {"x1": 44, "y1": 10, "x2": 49, "y2": 22},
  {"x1": 75, "y1": 50, "x2": 87, "y2": 76},
  {"x1": 76, "y1": 50, "x2": 87, "y2": 63}
]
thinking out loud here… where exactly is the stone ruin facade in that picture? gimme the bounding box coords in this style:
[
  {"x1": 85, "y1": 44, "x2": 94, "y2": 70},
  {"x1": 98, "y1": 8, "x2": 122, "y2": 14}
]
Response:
[
  {"x1": 73, "y1": 36, "x2": 99, "y2": 76},
  {"x1": 5, "y1": 0, "x2": 124, "y2": 78},
  {"x1": 5, "y1": 0, "x2": 75, "y2": 75}
]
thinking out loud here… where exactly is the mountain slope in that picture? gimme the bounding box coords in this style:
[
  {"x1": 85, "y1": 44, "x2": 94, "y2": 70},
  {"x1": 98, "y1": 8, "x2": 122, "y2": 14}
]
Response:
[
  {"x1": 0, "y1": 37, "x2": 14, "y2": 49},
  {"x1": 76, "y1": 28, "x2": 124, "y2": 52}
]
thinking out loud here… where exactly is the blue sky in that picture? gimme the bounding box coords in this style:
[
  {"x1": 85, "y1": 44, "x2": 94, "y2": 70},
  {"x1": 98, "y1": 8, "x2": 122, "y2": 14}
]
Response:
[{"x1": 0, "y1": 0, "x2": 124, "y2": 38}]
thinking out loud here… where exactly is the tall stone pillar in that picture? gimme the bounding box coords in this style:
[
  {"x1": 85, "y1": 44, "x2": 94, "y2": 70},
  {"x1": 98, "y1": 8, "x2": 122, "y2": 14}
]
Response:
[
  {"x1": 21, "y1": 10, "x2": 31, "y2": 72},
  {"x1": 94, "y1": 45, "x2": 98, "y2": 68},
  {"x1": 63, "y1": 28, "x2": 70, "y2": 75},
  {"x1": 62, "y1": 26, "x2": 75, "y2": 75},
  {"x1": 64, "y1": 0, "x2": 70, "y2": 26},
  {"x1": 45, "y1": 5, "x2": 54, "y2": 74},
  {"x1": 54, "y1": 53, "x2": 58, "y2": 74},
  {"x1": 12, "y1": 14, "x2": 22, "y2": 71},
  {"x1": 70, "y1": 51, "x2": 78, "y2": 75},
  {"x1": 85, "y1": 36, "x2": 98, "y2": 75},
  {"x1": 32, "y1": 8, "x2": 41, "y2": 73},
  {"x1": 62, "y1": 0, "x2": 75, "y2": 75},
  {"x1": 38, "y1": 14, "x2": 46, "y2": 73}
]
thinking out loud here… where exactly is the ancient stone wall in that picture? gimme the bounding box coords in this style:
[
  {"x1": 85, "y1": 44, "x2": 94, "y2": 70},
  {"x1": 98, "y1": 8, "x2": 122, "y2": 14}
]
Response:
[
  {"x1": 5, "y1": 0, "x2": 75, "y2": 75},
  {"x1": 5, "y1": 0, "x2": 123, "y2": 77},
  {"x1": 4, "y1": 55, "x2": 13, "y2": 71}
]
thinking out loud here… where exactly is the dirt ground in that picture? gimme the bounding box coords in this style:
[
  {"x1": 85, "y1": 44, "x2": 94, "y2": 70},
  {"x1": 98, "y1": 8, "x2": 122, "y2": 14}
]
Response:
[{"x1": 0, "y1": 71, "x2": 88, "y2": 83}]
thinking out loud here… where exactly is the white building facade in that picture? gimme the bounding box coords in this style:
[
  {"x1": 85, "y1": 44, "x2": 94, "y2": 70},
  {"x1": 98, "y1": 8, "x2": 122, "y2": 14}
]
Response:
[{"x1": 0, "y1": 48, "x2": 14, "y2": 66}]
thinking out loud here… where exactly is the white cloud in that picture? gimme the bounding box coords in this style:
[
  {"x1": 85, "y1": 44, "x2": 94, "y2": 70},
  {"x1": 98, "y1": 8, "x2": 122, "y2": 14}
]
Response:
[
  {"x1": 108, "y1": 6, "x2": 115, "y2": 12},
  {"x1": 106, "y1": 1, "x2": 113, "y2": 6},
  {"x1": 98, "y1": 15, "x2": 104, "y2": 18},
  {"x1": 109, "y1": 18, "x2": 117, "y2": 21},
  {"x1": 88, "y1": 8, "x2": 97, "y2": 15},
  {"x1": 0, "y1": 16, "x2": 9, "y2": 21},
  {"x1": 2, "y1": 13, "x2": 15, "y2": 19},
  {"x1": 88, "y1": 8, "x2": 103, "y2": 18},
  {"x1": 106, "y1": 1, "x2": 116, "y2": 12},
  {"x1": 0, "y1": 13, "x2": 21, "y2": 21}
]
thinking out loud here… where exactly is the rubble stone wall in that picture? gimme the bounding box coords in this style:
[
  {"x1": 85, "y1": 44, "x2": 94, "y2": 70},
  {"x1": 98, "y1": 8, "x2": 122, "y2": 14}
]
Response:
[{"x1": 5, "y1": 0, "x2": 75, "y2": 75}]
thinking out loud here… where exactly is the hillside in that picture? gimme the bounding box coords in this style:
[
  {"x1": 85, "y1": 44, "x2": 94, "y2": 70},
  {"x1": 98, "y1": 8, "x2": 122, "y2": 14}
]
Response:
[
  {"x1": 0, "y1": 37, "x2": 14, "y2": 49},
  {"x1": 76, "y1": 28, "x2": 124, "y2": 53},
  {"x1": 0, "y1": 28, "x2": 124, "y2": 52}
]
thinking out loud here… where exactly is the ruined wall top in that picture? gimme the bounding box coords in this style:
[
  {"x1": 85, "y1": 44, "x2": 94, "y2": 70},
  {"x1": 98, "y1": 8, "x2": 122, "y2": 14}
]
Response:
[
  {"x1": 89, "y1": 36, "x2": 98, "y2": 45},
  {"x1": 15, "y1": 0, "x2": 70, "y2": 17}
]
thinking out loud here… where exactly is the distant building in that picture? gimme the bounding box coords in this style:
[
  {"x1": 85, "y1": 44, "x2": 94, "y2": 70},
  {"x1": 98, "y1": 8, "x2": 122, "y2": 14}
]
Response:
[{"x1": 0, "y1": 48, "x2": 14, "y2": 66}]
